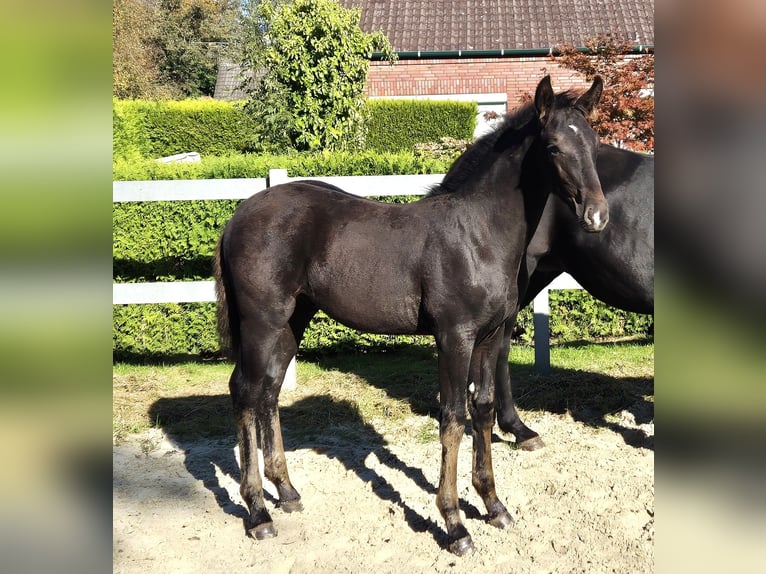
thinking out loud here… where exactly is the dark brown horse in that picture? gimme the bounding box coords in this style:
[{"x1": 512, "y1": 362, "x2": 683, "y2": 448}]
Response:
[
  {"x1": 495, "y1": 144, "x2": 654, "y2": 450},
  {"x1": 214, "y1": 76, "x2": 607, "y2": 555}
]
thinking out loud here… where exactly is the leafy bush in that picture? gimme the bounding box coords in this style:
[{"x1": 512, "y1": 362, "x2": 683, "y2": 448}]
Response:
[
  {"x1": 366, "y1": 100, "x2": 477, "y2": 152},
  {"x1": 113, "y1": 200, "x2": 239, "y2": 282},
  {"x1": 242, "y1": 0, "x2": 394, "y2": 152},
  {"x1": 113, "y1": 97, "x2": 477, "y2": 160},
  {"x1": 113, "y1": 99, "x2": 259, "y2": 160},
  {"x1": 514, "y1": 291, "x2": 653, "y2": 345},
  {"x1": 113, "y1": 303, "x2": 220, "y2": 359},
  {"x1": 112, "y1": 110, "x2": 652, "y2": 359},
  {"x1": 114, "y1": 150, "x2": 451, "y2": 181},
  {"x1": 113, "y1": 191, "x2": 653, "y2": 357},
  {"x1": 113, "y1": 99, "x2": 151, "y2": 159}
]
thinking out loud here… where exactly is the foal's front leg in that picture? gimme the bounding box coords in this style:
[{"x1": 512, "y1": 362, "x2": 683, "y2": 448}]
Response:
[
  {"x1": 469, "y1": 337, "x2": 514, "y2": 529},
  {"x1": 435, "y1": 338, "x2": 475, "y2": 555}
]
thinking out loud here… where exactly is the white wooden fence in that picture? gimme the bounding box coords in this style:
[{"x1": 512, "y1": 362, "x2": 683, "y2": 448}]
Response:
[{"x1": 113, "y1": 169, "x2": 581, "y2": 376}]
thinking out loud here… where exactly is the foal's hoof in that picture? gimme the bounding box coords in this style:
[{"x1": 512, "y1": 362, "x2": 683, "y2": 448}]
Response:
[
  {"x1": 518, "y1": 435, "x2": 545, "y2": 451},
  {"x1": 279, "y1": 499, "x2": 304, "y2": 513},
  {"x1": 448, "y1": 535, "x2": 476, "y2": 556},
  {"x1": 489, "y1": 510, "x2": 514, "y2": 529},
  {"x1": 247, "y1": 522, "x2": 277, "y2": 540}
]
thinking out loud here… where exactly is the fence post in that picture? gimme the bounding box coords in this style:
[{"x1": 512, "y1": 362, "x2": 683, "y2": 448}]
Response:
[
  {"x1": 283, "y1": 356, "x2": 297, "y2": 390},
  {"x1": 533, "y1": 288, "x2": 551, "y2": 374},
  {"x1": 268, "y1": 169, "x2": 289, "y2": 187}
]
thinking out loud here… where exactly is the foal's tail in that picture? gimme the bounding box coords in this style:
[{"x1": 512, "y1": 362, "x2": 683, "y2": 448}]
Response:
[{"x1": 213, "y1": 233, "x2": 239, "y2": 360}]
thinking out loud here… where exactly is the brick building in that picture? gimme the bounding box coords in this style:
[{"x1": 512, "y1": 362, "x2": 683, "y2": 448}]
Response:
[
  {"x1": 342, "y1": 0, "x2": 654, "y2": 135},
  {"x1": 216, "y1": 0, "x2": 654, "y2": 135}
]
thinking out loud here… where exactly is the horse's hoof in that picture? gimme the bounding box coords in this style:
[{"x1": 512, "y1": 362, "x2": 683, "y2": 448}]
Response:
[
  {"x1": 489, "y1": 510, "x2": 514, "y2": 529},
  {"x1": 247, "y1": 522, "x2": 277, "y2": 540},
  {"x1": 448, "y1": 535, "x2": 476, "y2": 556},
  {"x1": 279, "y1": 499, "x2": 303, "y2": 513},
  {"x1": 518, "y1": 435, "x2": 545, "y2": 451}
]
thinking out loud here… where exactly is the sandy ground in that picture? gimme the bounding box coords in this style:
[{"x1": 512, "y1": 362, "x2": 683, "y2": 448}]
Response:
[{"x1": 113, "y1": 402, "x2": 653, "y2": 574}]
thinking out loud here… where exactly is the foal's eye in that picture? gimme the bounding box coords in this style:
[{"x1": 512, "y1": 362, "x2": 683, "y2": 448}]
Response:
[{"x1": 547, "y1": 145, "x2": 562, "y2": 156}]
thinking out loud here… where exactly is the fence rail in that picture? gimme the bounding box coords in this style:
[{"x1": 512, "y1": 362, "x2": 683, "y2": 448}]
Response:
[{"x1": 113, "y1": 169, "x2": 582, "y2": 374}]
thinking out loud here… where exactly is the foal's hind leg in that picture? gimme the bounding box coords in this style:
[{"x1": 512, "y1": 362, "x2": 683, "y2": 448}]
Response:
[
  {"x1": 257, "y1": 327, "x2": 303, "y2": 513},
  {"x1": 494, "y1": 320, "x2": 544, "y2": 451},
  {"x1": 468, "y1": 334, "x2": 514, "y2": 530},
  {"x1": 231, "y1": 314, "x2": 301, "y2": 539},
  {"x1": 229, "y1": 362, "x2": 276, "y2": 539}
]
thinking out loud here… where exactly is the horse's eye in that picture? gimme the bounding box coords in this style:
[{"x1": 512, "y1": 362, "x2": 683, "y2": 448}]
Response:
[{"x1": 547, "y1": 145, "x2": 562, "y2": 156}]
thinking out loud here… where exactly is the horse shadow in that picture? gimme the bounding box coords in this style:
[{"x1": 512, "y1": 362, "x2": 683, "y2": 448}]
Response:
[
  {"x1": 145, "y1": 340, "x2": 651, "y2": 544},
  {"x1": 308, "y1": 339, "x2": 654, "y2": 450},
  {"x1": 148, "y1": 393, "x2": 479, "y2": 549}
]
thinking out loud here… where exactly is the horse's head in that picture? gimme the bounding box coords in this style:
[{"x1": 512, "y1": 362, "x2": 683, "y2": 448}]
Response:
[{"x1": 534, "y1": 75, "x2": 609, "y2": 232}]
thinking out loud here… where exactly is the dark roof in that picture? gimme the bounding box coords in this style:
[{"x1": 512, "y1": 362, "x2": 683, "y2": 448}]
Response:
[{"x1": 338, "y1": 0, "x2": 654, "y2": 53}]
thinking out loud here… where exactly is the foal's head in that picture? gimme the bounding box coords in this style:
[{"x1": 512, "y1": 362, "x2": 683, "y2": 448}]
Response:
[{"x1": 534, "y1": 75, "x2": 608, "y2": 232}]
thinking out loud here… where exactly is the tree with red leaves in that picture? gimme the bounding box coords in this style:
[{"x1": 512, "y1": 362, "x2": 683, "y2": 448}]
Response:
[{"x1": 557, "y1": 36, "x2": 654, "y2": 152}]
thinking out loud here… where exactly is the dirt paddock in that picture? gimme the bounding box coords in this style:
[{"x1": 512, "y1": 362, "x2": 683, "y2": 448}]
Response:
[{"x1": 114, "y1": 399, "x2": 653, "y2": 574}]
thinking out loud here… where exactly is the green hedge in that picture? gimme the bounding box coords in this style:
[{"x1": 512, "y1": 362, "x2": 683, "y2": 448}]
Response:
[
  {"x1": 113, "y1": 150, "x2": 450, "y2": 181},
  {"x1": 112, "y1": 157, "x2": 653, "y2": 358},
  {"x1": 113, "y1": 99, "x2": 260, "y2": 159},
  {"x1": 113, "y1": 298, "x2": 652, "y2": 360},
  {"x1": 113, "y1": 183, "x2": 652, "y2": 359},
  {"x1": 514, "y1": 292, "x2": 654, "y2": 346},
  {"x1": 113, "y1": 152, "x2": 451, "y2": 283},
  {"x1": 113, "y1": 151, "x2": 451, "y2": 358},
  {"x1": 365, "y1": 100, "x2": 477, "y2": 152},
  {"x1": 113, "y1": 98, "x2": 477, "y2": 160},
  {"x1": 113, "y1": 200, "x2": 239, "y2": 282}
]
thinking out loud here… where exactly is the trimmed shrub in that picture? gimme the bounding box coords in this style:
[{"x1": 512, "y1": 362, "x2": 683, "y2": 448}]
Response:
[
  {"x1": 113, "y1": 200, "x2": 239, "y2": 282},
  {"x1": 113, "y1": 303, "x2": 220, "y2": 359},
  {"x1": 113, "y1": 99, "x2": 151, "y2": 160},
  {"x1": 113, "y1": 151, "x2": 452, "y2": 358},
  {"x1": 112, "y1": 98, "x2": 477, "y2": 160},
  {"x1": 113, "y1": 150, "x2": 451, "y2": 181},
  {"x1": 112, "y1": 116, "x2": 652, "y2": 359},
  {"x1": 366, "y1": 100, "x2": 477, "y2": 152},
  {"x1": 113, "y1": 99, "x2": 259, "y2": 160},
  {"x1": 514, "y1": 291, "x2": 653, "y2": 345}
]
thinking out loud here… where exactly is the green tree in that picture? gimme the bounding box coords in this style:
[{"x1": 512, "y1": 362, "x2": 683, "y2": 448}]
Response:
[
  {"x1": 113, "y1": 0, "x2": 168, "y2": 98},
  {"x1": 155, "y1": 0, "x2": 243, "y2": 98},
  {"x1": 113, "y1": 0, "x2": 243, "y2": 98},
  {"x1": 243, "y1": 0, "x2": 395, "y2": 151},
  {"x1": 557, "y1": 36, "x2": 654, "y2": 152}
]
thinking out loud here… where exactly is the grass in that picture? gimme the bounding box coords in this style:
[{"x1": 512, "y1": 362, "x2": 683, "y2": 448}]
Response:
[{"x1": 113, "y1": 337, "x2": 653, "y2": 445}]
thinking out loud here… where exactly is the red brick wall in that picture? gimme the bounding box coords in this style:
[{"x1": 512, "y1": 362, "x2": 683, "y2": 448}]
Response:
[{"x1": 367, "y1": 56, "x2": 588, "y2": 106}]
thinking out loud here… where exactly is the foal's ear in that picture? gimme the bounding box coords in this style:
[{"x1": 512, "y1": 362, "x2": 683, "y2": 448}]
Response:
[
  {"x1": 534, "y1": 75, "x2": 555, "y2": 126},
  {"x1": 574, "y1": 76, "x2": 604, "y2": 116}
]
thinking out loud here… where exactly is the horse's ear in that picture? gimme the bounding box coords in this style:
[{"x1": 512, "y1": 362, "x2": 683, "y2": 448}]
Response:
[
  {"x1": 534, "y1": 75, "x2": 555, "y2": 126},
  {"x1": 574, "y1": 76, "x2": 604, "y2": 116}
]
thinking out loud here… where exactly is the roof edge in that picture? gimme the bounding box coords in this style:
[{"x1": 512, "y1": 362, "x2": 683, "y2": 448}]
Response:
[{"x1": 372, "y1": 45, "x2": 655, "y2": 61}]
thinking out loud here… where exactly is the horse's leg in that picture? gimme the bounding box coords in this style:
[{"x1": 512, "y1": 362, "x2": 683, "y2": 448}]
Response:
[
  {"x1": 258, "y1": 296, "x2": 317, "y2": 513},
  {"x1": 434, "y1": 333, "x2": 474, "y2": 556},
  {"x1": 257, "y1": 327, "x2": 303, "y2": 513},
  {"x1": 229, "y1": 361, "x2": 275, "y2": 539},
  {"x1": 230, "y1": 308, "x2": 296, "y2": 539},
  {"x1": 494, "y1": 319, "x2": 544, "y2": 451},
  {"x1": 468, "y1": 331, "x2": 514, "y2": 529}
]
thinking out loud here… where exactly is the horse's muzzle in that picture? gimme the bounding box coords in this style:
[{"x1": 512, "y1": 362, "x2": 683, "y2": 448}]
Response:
[{"x1": 581, "y1": 200, "x2": 609, "y2": 233}]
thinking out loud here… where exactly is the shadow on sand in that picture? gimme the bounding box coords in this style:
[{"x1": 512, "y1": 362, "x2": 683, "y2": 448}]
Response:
[{"x1": 146, "y1": 341, "x2": 652, "y2": 545}]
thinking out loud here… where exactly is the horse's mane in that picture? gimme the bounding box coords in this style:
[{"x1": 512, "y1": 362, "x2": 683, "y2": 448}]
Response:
[{"x1": 428, "y1": 91, "x2": 580, "y2": 197}]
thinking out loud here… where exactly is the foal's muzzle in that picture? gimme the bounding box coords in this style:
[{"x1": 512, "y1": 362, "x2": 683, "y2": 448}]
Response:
[{"x1": 581, "y1": 199, "x2": 609, "y2": 232}]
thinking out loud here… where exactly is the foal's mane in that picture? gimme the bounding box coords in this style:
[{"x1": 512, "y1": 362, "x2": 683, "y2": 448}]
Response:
[{"x1": 428, "y1": 92, "x2": 580, "y2": 197}]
